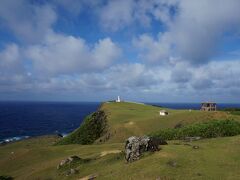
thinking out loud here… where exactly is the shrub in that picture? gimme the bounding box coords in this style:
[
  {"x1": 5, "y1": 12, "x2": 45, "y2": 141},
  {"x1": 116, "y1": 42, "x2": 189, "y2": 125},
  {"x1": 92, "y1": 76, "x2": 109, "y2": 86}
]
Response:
[
  {"x1": 0, "y1": 175, "x2": 13, "y2": 180},
  {"x1": 174, "y1": 122, "x2": 183, "y2": 129},
  {"x1": 222, "y1": 108, "x2": 240, "y2": 115},
  {"x1": 223, "y1": 108, "x2": 240, "y2": 111},
  {"x1": 150, "y1": 120, "x2": 240, "y2": 140},
  {"x1": 56, "y1": 110, "x2": 108, "y2": 145}
]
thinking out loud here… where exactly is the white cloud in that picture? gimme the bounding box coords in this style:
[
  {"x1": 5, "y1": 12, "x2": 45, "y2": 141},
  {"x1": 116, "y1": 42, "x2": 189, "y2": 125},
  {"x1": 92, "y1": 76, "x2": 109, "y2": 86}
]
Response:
[
  {"x1": 54, "y1": 0, "x2": 102, "y2": 15},
  {"x1": 191, "y1": 60, "x2": 240, "y2": 90},
  {"x1": 0, "y1": 44, "x2": 30, "y2": 91},
  {"x1": 98, "y1": 0, "x2": 179, "y2": 31},
  {"x1": 169, "y1": 0, "x2": 240, "y2": 63},
  {"x1": 170, "y1": 62, "x2": 192, "y2": 83},
  {"x1": 133, "y1": 0, "x2": 240, "y2": 65},
  {"x1": 0, "y1": 0, "x2": 56, "y2": 43},
  {"x1": 1, "y1": 46, "x2": 239, "y2": 102},
  {"x1": 99, "y1": 0, "x2": 135, "y2": 31},
  {"x1": 133, "y1": 33, "x2": 171, "y2": 63},
  {"x1": 103, "y1": 63, "x2": 161, "y2": 90},
  {"x1": 0, "y1": 44, "x2": 21, "y2": 72},
  {"x1": 0, "y1": 0, "x2": 240, "y2": 102},
  {"x1": 30, "y1": 63, "x2": 164, "y2": 94},
  {"x1": 26, "y1": 33, "x2": 121, "y2": 76},
  {"x1": 70, "y1": 60, "x2": 240, "y2": 101}
]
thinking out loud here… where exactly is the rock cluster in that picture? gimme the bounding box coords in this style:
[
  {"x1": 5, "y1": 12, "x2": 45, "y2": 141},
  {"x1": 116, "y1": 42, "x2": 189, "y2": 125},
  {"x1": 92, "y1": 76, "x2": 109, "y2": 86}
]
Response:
[
  {"x1": 167, "y1": 160, "x2": 177, "y2": 167},
  {"x1": 67, "y1": 168, "x2": 78, "y2": 176},
  {"x1": 57, "y1": 156, "x2": 81, "y2": 176},
  {"x1": 57, "y1": 155, "x2": 80, "y2": 169},
  {"x1": 184, "y1": 136, "x2": 201, "y2": 142},
  {"x1": 125, "y1": 136, "x2": 167, "y2": 162}
]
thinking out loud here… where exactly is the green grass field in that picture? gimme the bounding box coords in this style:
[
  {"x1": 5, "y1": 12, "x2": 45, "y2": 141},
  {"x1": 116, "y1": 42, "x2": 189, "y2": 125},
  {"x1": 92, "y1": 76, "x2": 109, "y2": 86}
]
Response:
[
  {"x1": 1, "y1": 102, "x2": 240, "y2": 179},
  {"x1": 100, "y1": 102, "x2": 237, "y2": 143}
]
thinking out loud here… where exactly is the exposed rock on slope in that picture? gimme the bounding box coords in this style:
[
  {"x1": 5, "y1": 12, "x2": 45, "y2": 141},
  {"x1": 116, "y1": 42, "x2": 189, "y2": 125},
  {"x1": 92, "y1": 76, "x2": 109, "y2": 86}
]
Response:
[{"x1": 125, "y1": 136, "x2": 167, "y2": 162}]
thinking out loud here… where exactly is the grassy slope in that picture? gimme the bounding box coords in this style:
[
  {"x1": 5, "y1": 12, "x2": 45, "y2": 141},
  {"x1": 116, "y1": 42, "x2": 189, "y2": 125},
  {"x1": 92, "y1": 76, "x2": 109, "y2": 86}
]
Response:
[
  {"x1": 1, "y1": 135, "x2": 240, "y2": 179},
  {"x1": 100, "y1": 102, "x2": 236, "y2": 143},
  {"x1": 57, "y1": 110, "x2": 108, "y2": 145},
  {"x1": 1, "y1": 102, "x2": 240, "y2": 179}
]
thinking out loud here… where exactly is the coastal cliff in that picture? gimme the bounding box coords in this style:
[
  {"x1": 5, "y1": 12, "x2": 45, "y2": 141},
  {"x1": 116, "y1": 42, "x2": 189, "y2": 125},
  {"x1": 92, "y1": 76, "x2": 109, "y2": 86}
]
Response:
[
  {"x1": 57, "y1": 110, "x2": 108, "y2": 145},
  {"x1": 2, "y1": 102, "x2": 240, "y2": 179}
]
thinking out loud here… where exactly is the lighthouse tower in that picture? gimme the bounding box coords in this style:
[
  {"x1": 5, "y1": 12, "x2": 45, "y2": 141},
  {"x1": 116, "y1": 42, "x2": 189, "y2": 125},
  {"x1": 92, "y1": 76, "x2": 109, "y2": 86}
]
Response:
[{"x1": 116, "y1": 96, "x2": 121, "y2": 102}]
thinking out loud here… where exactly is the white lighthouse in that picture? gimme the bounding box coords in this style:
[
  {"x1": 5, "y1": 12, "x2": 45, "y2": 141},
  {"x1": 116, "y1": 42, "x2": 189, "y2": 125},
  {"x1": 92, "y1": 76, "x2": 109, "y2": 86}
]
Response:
[{"x1": 116, "y1": 96, "x2": 121, "y2": 102}]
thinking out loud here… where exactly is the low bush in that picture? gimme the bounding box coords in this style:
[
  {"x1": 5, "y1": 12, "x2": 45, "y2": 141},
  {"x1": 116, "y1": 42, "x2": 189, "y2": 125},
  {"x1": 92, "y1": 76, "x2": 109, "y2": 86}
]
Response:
[
  {"x1": 0, "y1": 175, "x2": 13, "y2": 180},
  {"x1": 222, "y1": 108, "x2": 240, "y2": 115},
  {"x1": 151, "y1": 120, "x2": 240, "y2": 140},
  {"x1": 56, "y1": 110, "x2": 108, "y2": 145},
  {"x1": 223, "y1": 108, "x2": 240, "y2": 111}
]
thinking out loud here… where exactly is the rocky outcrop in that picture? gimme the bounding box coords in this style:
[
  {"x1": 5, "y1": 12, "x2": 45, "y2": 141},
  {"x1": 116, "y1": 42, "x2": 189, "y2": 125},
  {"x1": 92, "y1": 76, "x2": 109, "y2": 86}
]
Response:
[
  {"x1": 57, "y1": 155, "x2": 92, "y2": 176},
  {"x1": 184, "y1": 136, "x2": 201, "y2": 142},
  {"x1": 57, "y1": 155, "x2": 81, "y2": 169},
  {"x1": 125, "y1": 136, "x2": 167, "y2": 162},
  {"x1": 79, "y1": 174, "x2": 98, "y2": 180}
]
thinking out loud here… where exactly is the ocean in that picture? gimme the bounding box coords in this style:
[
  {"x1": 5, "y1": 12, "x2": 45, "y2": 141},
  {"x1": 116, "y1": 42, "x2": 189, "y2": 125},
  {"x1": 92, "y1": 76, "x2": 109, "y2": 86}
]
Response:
[
  {"x1": 0, "y1": 102, "x2": 100, "y2": 143},
  {"x1": 0, "y1": 101, "x2": 239, "y2": 143}
]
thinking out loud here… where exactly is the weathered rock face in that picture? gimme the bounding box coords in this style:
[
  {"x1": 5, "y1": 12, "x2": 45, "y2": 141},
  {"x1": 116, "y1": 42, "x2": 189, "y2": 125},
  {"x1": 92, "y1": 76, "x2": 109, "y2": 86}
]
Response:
[
  {"x1": 69, "y1": 168, "x2": 78, "y2": 175},
  {"x1": 147, "y1": 137, "x2": 167, "y2": 151},
  {"x1": 125, "y1": 136, "x2": 167, "y2": 162}
]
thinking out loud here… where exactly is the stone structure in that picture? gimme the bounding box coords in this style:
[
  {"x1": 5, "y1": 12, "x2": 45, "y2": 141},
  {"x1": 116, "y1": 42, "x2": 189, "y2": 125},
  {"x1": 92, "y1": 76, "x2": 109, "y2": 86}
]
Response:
[
  {"x1": 125, "y1": 136, "x2": 167, "y2": 162},
  {"x1": 201, "y1": 102, "x2": 217, "y2": 111}
]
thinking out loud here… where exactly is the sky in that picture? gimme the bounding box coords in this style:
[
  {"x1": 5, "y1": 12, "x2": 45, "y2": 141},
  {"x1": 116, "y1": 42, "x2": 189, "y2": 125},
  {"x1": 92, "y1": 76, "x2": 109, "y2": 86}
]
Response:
[{"x1": 0, "y1": 0, "x2": 240, "y2": 103}]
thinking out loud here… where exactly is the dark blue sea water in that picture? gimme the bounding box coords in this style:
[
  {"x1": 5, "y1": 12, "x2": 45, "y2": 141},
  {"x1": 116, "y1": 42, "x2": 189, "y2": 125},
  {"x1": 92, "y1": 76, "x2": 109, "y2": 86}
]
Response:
[
  {"x1": 0, "y1": 101, "x2": 240, "y2": 143},
  {"x1": 0, "y1": 102, "x2": 100, "y2": 143}
]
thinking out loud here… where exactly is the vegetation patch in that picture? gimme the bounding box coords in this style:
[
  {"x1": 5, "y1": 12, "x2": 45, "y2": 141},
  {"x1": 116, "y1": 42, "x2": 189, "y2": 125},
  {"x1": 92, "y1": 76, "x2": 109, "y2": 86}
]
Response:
[
  {"x1": 151, "y1": 120, "x2": 240, "y2": 140},
  {"x1": 101, "y1": 151, "x2": 124, "y2": 164},
  {"x1": 0, "y1": 175, "x2": 14, "y2": 180},
  {"x1": 57, "y1": 156, "x2": 91, "y2": 176},
  {"x1": 222, "y1": 108, "x2": 240, "y2": 115},
  {"x1": 100, "y1": 150, "x2": 122, "y2": 157},
  {"x1": 56, "y1": 110, "x2": 108, "y2": 145},
  {"x1": 57, "y1": 157, "x2": 90, "y2": 170}
]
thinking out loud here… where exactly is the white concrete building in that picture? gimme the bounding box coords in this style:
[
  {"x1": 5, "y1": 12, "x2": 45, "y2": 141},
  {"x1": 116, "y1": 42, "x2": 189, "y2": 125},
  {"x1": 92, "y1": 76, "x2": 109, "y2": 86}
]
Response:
[
  {"x1": 160, "y1": 110, "x2": 168, "y2": 116},
  {"x1": 116, "y1": 96, "x2": 121, "y2": 102}
]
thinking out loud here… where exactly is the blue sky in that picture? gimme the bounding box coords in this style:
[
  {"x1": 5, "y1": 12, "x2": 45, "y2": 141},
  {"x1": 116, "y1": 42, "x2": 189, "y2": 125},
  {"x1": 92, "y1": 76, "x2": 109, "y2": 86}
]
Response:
[{"x1": 0, "y1": 0, "x2": 240, "y2": 103}]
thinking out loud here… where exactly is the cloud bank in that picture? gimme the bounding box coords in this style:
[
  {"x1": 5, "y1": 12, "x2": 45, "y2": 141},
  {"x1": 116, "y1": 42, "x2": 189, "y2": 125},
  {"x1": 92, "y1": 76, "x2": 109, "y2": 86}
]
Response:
[{"x1": 0, "y1": 0, "x2": 240, "y2": 102}]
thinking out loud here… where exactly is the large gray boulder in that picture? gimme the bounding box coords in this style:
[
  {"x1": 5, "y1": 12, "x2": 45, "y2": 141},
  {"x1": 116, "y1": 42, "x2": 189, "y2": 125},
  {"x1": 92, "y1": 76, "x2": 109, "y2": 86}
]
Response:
[{"x1": 125, "y1": 136, "x2": 167, "y2": 162}]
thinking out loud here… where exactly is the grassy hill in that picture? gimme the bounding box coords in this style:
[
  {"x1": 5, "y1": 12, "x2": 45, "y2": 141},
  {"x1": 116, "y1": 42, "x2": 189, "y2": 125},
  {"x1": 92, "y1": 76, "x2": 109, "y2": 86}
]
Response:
[
  {"x1": 99, "y1": 102, "x2": 236, "y2": 143},
  {"x1": 1, "y1": 102, "x2": 240, "y2": 179},
  {"x1": 57, "y1": 110, "x2": 108, "y2": 145}
]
